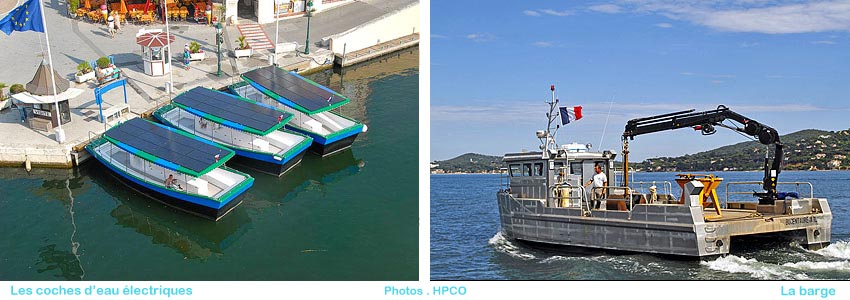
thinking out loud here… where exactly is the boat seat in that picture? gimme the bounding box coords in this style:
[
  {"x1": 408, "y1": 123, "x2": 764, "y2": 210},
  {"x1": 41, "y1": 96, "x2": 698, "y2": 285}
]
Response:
[
  {"x1": 304, "y1": 119, "x2": 326, "y2": 134},
  {"x1": 187, "y1": 178, "x2": 209, "y2": 196},
  {"x1": 205, "y1": 169, "x2": 235, "y2": 188},
  {"x1": 315, "y1": 112, "x2": 344, "y2": 131},
  {"x1": 253, "y1": 139, "x2": 270, "y2": 152}
]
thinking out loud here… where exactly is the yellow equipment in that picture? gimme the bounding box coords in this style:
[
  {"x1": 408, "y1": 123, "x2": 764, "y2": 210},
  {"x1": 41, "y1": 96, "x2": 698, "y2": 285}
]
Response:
[{"x1": 675, "y1": 174, "x2": 723, "y2": 217}]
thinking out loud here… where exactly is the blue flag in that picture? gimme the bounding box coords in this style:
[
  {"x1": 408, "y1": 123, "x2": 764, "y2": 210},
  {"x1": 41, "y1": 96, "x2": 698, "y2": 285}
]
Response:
[{"x1": 0, "y1": 0, "x2": 44, "y2": 35}]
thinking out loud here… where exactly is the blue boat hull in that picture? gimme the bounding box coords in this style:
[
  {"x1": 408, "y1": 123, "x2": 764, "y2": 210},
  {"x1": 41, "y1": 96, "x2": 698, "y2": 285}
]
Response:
[
  {"x1": 87, "y1": 147, "x2": 250, "y2": 221},
  {"x1": 153, "y1": 112, "x2": 310, "y2": 176},
  {"x1": 229, "y1": 148, "x2": 307, "y2": 176},
  {"x1": 285, "y1": 125, "x2": 361, "y2": 157}
]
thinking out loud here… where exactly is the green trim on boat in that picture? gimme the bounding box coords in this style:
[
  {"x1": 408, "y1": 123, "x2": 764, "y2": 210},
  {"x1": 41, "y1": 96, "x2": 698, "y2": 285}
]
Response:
[
  {"x1": 241, "y1": 75, "x2": 351, "y2": 115},
  {"x1": 87, "y1": 137, "x2": 253, "y2": 203}
]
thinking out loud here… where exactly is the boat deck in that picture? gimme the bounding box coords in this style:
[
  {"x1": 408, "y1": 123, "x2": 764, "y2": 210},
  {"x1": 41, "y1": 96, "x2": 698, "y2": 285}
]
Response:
[
  {"x1": 161, "y1": 107, "x2": 307, "y2": 156},
  {"x1": 95, "y1": 142, "x2": 228, "y2": 198},
  {"x1": 231, "y1": 83, "x2": 358, "y2": 137}
]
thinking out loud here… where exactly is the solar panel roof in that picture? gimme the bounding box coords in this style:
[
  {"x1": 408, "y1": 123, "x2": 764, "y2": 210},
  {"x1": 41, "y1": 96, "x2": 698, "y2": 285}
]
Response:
[
  {"x1": 104, "y1": 118, "x2": 234, "y2": 176},
  {"x1": 242, "y1": 66, "x2": 349, "y2": 114},
  {"x1": 173, "y1": 87, "x2": 291, "y2": 135}
]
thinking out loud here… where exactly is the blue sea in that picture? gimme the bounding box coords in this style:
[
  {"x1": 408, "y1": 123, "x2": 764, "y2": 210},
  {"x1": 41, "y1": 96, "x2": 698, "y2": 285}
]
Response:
[{"x1": 431, "y1": 171, "x2": 850, "y2": 280}]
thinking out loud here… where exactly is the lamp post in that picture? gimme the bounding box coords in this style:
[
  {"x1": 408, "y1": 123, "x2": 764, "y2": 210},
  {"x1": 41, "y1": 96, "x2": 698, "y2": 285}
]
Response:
[
  {"x1": 274, "y1": 0, "x2": 280, "y2": 53},
  {"x1": 215, "y1": 22, "x2": 222, "y2": 77},
  {"x1": 304, "y1": 1, "x2": 313, "y2": 54}
]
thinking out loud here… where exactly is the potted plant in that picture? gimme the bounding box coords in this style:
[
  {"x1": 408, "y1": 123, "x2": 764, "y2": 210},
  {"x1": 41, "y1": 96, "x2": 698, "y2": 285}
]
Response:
[
  {"x1": 189, "y1": 41, "x2": 205, "y2": 61},
  {"x1": 7, "y1": 84, "x2": 25, "y2": 112},
  {"x1": 95, "y1": 56, "x2": 119, "y2": 85},
  {"x1": 96, "y1": 56, "x2": 111, "y2": 69},
  {"x1": 10, "y1": 84, "x2": 25, "y2": 95},
  {"x1": 75, "y1": 61, "x2": 95, "y2": 83},
  {"x1": 0, "y1": 83, "x2": 9, "y2": 110},
  {"x1": 234, "y1": 36, "x2": 252, "y2": 58},
  {"x1": 69, "y1": 0, "x2": 79, "y2": 18}
]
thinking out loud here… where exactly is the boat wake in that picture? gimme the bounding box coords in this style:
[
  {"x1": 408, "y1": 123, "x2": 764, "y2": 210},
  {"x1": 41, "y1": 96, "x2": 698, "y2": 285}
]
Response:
[
  {"x1": 702, "y1": 253, "x2": 850, "y2": 279},
  {"x1": 488, "y1": 232, "x2": 536, "y2": 260},
  {"x1": 808, "y1": 240, "x2": 850, "y2": 259},
  {"x1": 782, "y1": 260, "x2": 850, "y2": 271},
  {"x1": 701, "y1": 255, "x2": 810, "y2": 279}
]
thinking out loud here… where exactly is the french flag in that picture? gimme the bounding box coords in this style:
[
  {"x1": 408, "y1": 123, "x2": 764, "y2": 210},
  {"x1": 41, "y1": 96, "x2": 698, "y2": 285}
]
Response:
[{"x1": 559, "y1": 106, "x2": 583, "y2": 125}]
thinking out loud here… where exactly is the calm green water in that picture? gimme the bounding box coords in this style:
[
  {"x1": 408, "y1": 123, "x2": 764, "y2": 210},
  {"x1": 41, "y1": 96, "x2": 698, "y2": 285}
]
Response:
[{"x1": 0, "y1": 52, "x2": 419, "y2": 281}]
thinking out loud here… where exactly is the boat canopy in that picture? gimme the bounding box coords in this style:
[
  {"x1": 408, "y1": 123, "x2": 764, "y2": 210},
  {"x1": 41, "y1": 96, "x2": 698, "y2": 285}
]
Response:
[
  {"x1": 103, "y1": 118, "x2": 235, "y2": 177},
  {"x1": 241, "y1": 66, "x2": 349, "y2": 115},
  {"x1": 173, "y1": 87, "x2": 293, "y2": 136}
]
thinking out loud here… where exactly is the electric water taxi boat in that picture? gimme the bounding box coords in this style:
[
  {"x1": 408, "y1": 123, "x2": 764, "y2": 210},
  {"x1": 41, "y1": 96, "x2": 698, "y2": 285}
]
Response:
[
  {"x1": 496, "y1": 86, "x2": 832, "y2": 257},
  {"x1": 87, "y1": 118, "x2": 254, "y2": 220},
  {"x1": 154, "y1": 87, "x2": 312, "y2": 176},
  {"x1": 228, "y1": 66, "x2": 366, "y2": 157}
]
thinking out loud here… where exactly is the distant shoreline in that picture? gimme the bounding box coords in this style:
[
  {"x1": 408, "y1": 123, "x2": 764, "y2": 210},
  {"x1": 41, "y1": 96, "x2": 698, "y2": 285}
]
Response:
[{"x1": 430, "y1": 169, "x2": 849, "y2": 175}]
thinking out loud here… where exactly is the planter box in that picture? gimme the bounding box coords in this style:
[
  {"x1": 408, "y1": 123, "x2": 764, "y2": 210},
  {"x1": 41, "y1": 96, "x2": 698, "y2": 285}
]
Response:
[
  {"x1": 190, "y1": 51, "x2": 205, "y2": 61},
  {"x1": 234, "y1": 48, "x2": 253, "y2": 58},
  {"x1": 0, "y1": 99, "x2": 10, "y2": 111},
  {"x1": 75, "y1": 71, "x2": 95, "y2": 83}
]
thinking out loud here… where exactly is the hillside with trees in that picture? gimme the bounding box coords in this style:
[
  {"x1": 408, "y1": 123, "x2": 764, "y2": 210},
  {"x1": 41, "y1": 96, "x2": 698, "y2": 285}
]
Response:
[{"x1": 432, "y1": 129, "x2": 850, "y2": 173}]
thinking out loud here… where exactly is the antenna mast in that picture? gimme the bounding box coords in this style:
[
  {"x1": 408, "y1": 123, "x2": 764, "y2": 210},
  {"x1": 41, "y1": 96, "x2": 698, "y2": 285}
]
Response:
[{"x1": 539, "y1": 85, "x2": 560, "y2": 157}]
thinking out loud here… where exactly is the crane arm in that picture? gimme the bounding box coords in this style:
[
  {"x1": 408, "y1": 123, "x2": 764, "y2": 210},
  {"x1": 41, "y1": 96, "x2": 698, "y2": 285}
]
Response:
[{"x1": 622, "y1": 105, "x2": 782, "y2": 204}]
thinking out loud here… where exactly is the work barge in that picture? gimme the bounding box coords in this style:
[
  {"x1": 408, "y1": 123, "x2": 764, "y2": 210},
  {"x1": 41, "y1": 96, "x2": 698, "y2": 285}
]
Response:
[{"x1": 496, "y1": 86, "x2": 832, "y2": 258}]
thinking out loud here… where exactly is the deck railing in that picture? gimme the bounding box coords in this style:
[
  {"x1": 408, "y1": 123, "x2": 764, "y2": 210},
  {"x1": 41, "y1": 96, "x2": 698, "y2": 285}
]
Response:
[{"x1": 724, "y1": 181, "x2": 814, "y2": 208}]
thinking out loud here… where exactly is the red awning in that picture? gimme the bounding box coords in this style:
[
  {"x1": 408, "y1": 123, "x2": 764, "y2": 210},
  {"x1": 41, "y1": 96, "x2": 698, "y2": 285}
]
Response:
[{"x1": 136, "y1": 31, "x2": 175, "y2": 48}]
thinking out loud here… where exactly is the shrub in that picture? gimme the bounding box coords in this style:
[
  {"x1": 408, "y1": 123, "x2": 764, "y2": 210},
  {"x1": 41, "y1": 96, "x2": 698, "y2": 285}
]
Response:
[
  {"x1": 235, "y1": 36, "x2": 250, "y2": 50},
  {"x1": 76, "y1": 61, "x2": 92, "y2": 75},
  {"x1": 10, "y1": 84, "x2": 25, "y2": 95},
  {"x1": 69, "y1": 0, "x2": 79, "y2": 12},
  {"x1": 0, "y1": 83, "x2": 6, "y2": 100},
  {"x1": 96, "y1": 57, "x2": 111, "y2": 69},
  {"x1": 189, "y1": 41, "x2": 202, "y2": 53}
]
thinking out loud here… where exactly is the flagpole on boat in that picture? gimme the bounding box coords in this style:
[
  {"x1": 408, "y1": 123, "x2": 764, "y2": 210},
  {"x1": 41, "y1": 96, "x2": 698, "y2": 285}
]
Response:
[{"x1": 37, "y1": 0, "x2": 65, "y2": 143}]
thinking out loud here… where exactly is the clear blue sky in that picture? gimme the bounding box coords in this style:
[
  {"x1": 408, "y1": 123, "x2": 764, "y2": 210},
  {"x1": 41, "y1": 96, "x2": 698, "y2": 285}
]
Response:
[{"x1": 431, "y1": 0, "x2": 850, "y2": 161}]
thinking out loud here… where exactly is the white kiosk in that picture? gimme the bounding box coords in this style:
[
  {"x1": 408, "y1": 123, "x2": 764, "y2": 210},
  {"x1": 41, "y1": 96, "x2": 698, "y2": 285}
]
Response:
[{"x1": 136, "y1": 29, "x2": 175, "y2": 77}]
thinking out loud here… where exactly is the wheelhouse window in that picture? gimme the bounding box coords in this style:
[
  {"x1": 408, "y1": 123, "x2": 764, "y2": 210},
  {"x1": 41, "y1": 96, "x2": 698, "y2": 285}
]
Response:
[
  {"x1": 554, "y1": 162, "x2": 565, "y2": 172},
  {"x1": 533, "y1": 163, "x2": 543, "y2": 176},
  {"x1": 570, "y1": 162, "x2": 583, "y2": 175},
  {"x1": 509, "y1": 164, "x2": 521, "y2": 177},
  {"x1": 523, "y1": 163, "x2": 532, "y2": 176}
]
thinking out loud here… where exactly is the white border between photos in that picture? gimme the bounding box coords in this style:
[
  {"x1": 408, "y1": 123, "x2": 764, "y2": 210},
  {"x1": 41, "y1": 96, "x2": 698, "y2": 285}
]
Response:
[{"x1": 419, "y1": 0, "x2": 432, "y2": 284}]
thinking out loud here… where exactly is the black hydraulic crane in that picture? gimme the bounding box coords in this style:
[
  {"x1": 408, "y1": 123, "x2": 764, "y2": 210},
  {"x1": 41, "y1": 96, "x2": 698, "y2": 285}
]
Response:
[{"x1": 621, "y1": 105, "x2": 782, "y2": 205}]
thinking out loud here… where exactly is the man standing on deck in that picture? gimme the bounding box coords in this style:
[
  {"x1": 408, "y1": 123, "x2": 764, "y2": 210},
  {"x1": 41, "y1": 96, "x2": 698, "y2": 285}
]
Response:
[{"x1": 584, "y1": 164, "x2": 607, "y2": 209}]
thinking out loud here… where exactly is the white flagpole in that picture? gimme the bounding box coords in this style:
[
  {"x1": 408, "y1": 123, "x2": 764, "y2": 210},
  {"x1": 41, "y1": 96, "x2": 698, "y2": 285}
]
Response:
[
  {"x1": 37, "y1": 0, "x2": 65, "y2": 143},
  {"x1": 165, "y1": 0, "x2": 173, "y2": 101}
]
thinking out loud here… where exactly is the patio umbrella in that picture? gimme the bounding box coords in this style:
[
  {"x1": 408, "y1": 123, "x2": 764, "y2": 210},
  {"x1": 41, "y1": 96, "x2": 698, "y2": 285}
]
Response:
[
  {"x1": 84, "y1": 0, "x2": 91, "y2": 10},
  {"x1": 120, "y1": 0, "x2": 128, "y2": 14},
  {"x1": 136, "y1": 31, "x2": 175, "y2": 48}
]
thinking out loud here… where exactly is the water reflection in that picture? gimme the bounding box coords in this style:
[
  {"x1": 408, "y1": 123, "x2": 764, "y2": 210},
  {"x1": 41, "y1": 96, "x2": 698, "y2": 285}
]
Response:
[
  {"x1": 83, "y1": 163, "x2": 253, "y2": 260},
  {"x1": 248, "y1": 149, "x2": 365, "y2": 205},
  {"x1": 36, "y1": 244, "x2": 84, "y2": 280}
]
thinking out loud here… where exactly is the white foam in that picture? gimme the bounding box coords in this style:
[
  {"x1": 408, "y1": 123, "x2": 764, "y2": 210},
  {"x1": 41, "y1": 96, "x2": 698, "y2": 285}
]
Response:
[
  {"x1": 782, "y1": 260, "x2": 850, "y2": 271},
  {"x1": 488, "y1": 232, "x2": 536, "y2": 260},
  {"x1": 810, "y1": 241, "x2": 850, "y2": 259},
  {"x1": 540, "y1": 255, "x2": 569, "y2": 264},
  {"x1": 701, "y1": 255, "x2": 809, "y2": 280}
]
